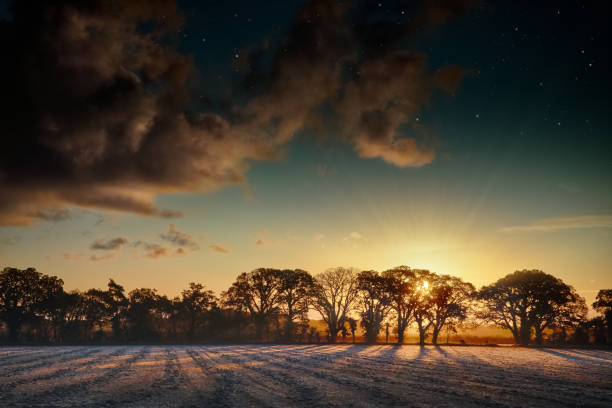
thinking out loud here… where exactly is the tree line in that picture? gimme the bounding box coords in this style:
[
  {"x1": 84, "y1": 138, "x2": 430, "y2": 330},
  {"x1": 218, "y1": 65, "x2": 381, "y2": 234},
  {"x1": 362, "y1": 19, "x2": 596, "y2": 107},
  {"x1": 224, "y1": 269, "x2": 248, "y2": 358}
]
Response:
[{"x1": 1, "y1": 266, "x2": 610, "y2": 346}]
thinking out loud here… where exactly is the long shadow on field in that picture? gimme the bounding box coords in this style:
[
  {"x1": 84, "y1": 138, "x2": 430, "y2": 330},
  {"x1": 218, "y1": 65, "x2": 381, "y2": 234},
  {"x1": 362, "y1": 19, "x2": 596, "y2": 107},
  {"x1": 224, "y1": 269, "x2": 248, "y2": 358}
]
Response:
[
  {"x1": 416, "y1": 345, "x2": 432, "y2": 361},
  {"x1": 378, "y1": 344, "x2": 402, "y2": 361},
  {"x1": 560, "y1": 349, "x2": 612, "y2": 361},
  {"x1": 538, "y1": 348, "x2": 602, "y2": 363}
]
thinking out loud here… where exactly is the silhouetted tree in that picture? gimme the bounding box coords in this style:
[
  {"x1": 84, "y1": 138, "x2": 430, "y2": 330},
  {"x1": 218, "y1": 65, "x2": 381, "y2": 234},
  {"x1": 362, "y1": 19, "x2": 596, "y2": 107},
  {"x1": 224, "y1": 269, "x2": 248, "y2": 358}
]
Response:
[
  {"x1": 541, "y1": 286, "x2": 587, "y2": 345},
  {"x1": 593, "y1": 289, "x2": 612, "y2": 344},
  {"x1": 429, "y1": 275, "x2": 475, "y2": 345},
  {"x1": 479, "y1": 270, "x2": 586, "y2": 345},
  {"x1": 382, "y1": 266, "x2": 418, "y2": 344},
  {"x1": 107, "y1": 279, "x2": 129, "y2": 340},
  {"x1": 223, "y1": 268, "x2": 284, "y2": 341},
  {"x1": 356, "y1": 270, "x2": 393, "y2": 344},
  {"x1": 347, "y1": 317, "x2": 357, "y2": 343},
  {"x1": 41, "y1": 290, "x2": 85, "y2": 342},
  {"x1": 0, "y1": 267, "x2": 63, "y2": 342},
  {"x1": 312, "y1": 267, "x2": 359, "y2": 343},
  {"x1": 179, "y1": 282, "x2": 215, "y2": 341},
  {"x1": 278, "y1": 269, "x2": 315, "y2": 342},
  {"x1": 411, "y1": 269, "x2": 436, "y2": 346}
]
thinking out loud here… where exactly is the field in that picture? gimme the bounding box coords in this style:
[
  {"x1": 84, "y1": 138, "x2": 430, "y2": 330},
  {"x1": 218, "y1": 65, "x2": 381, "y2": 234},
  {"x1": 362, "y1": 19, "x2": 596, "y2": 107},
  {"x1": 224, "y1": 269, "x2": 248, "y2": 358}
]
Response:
[{"x1": 1, "y1": 345, "x2": 611, "y2": 407}]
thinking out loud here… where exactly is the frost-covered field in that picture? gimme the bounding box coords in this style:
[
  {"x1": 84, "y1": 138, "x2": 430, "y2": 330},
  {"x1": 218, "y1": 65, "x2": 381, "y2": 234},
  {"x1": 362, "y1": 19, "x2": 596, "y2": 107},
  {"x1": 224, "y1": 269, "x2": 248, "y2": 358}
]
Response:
[{"x1": 1, "y1": 345, "x2": 611, "y2": 407}]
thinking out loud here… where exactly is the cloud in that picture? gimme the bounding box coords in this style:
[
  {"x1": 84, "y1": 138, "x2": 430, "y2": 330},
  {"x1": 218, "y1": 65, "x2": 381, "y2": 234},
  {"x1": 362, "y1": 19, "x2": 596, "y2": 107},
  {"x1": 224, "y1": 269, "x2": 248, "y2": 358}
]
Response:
[
  {"x1": 313, "y1": 233, "x2": 326, "y2": 241},
  {"x1": 0, "y1": 0, "x2": 277, "y2": 225},
  {"x1": 142, "y1": 244, "x2": 172, "y2": 259},
  {"x1": 255, "y1": 229, "x2": 277, "y2": 247},
  {"x1": 32, "y1": 208, "x2": 72, "y2": 222},
  {"x1": 63, "y1": 252, "x2": 84, "y2": 261},
  {"x1": 209, "y1": 244, "x2": 230, "y2": 253},
  {"x1": 90, "y1": 237, "x2": 129, "y2": 251},
  {"x1": 160, "y1": 224, "x2": 199, "y2": 250},
  {"x1": 133, "y1": 240, "x2": 188, "y2": 258},
  {"x1": 0, "y1": 0, "x2": 476, "y2": 225},
  {"x1": 500, "y1": 215, "x2": 612, "y2": 233},
  {"x1": 343, "y1": 231, "x2": 365, "y2": 242},
  {"x1": 90, "y1": 253, "x2": 116, "y2": 262}
]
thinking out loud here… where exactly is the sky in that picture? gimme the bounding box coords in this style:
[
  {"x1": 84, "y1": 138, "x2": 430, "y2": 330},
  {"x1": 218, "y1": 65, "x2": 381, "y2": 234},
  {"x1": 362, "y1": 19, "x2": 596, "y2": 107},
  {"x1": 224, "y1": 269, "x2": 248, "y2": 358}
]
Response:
[{"x1": 0, "y1": 0, "x2": 610, "y2": 306}]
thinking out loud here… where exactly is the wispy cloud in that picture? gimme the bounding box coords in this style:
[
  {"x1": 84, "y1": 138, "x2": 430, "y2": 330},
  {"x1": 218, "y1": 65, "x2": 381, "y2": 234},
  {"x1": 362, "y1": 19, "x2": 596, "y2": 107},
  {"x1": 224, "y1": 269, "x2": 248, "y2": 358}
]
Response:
[
  {"x1": 63, "y1": 252, "x2": 84, "y2": 261},
  {"x1": 90, "y1": 253, "x2": 116, "y2": 262},
  {"x1": 501, "y1": 215, "x2": 612, "y2": 233},
  {"x1": 160, "y1": 224, "x2": 199, "y2": 250},
  {"x1": 209, "y1": 244, "x2": 230, "y2": 253},
  {"x1": 255, "y1": 229, "x2": 271, "y2": 247},
  {"x1": 132, "y1": 241, "x2": 178, "y2": 259},
  {"x1": 343, "y1": 231, "x2": 365, "y2": 241},
  {"x1": 90, "y1": 237, "x2": 129, "y2": 251}
]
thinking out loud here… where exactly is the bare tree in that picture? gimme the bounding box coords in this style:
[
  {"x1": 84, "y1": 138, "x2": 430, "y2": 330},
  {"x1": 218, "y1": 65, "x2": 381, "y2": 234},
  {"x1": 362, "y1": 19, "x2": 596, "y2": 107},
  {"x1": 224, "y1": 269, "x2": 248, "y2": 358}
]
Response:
[{"x1": 312, "y1": 267, "x2": 359, "y2": 343}]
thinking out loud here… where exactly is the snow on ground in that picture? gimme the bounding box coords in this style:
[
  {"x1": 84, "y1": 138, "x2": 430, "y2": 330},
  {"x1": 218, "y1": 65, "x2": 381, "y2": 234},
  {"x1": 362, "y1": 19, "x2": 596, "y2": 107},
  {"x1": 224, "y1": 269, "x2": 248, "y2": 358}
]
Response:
[{"x1": 1, "y1": 345, "x2": 610, "y2": 407}]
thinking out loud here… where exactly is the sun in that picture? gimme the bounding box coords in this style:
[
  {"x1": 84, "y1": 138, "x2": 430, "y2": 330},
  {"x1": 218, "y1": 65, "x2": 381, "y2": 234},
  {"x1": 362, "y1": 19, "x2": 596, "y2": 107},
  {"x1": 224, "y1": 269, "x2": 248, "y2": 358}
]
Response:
[{"x1": 417, "y1": 280, "x2": 429, "y2": 293}]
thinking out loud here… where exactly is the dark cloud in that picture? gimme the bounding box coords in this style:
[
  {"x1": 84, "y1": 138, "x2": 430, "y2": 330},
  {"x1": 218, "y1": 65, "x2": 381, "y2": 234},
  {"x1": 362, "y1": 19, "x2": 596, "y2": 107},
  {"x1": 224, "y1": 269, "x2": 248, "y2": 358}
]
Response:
[
  {"x1": 90, "y1": 236, "x2": 129, "y2": 251},
  {"x1": 0, "y1": 0, "x2": 476, "y2": 225},
  {"x1": 160, "y1": 224, "x2": 199, "y2": 250},
  {"x1": 0, "y1": 0, "x2": 276, "y2": 225},
  {"x1": 337, "y1": 51, "x2": 436, "y2": 166}
]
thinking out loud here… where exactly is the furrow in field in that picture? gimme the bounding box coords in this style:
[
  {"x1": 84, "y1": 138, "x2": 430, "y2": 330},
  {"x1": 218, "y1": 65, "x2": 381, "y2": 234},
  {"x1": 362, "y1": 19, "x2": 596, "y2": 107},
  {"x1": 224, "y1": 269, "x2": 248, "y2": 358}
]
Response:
[
  {"x1": 201, "y1": 345, "x2": 329, "y2": 408},
  {"x1": 4, "y1": 347, "x2": 129, "y2": 407},
  {"x1": 0, "y1": 347, "x2": 87, "y2": 375}
]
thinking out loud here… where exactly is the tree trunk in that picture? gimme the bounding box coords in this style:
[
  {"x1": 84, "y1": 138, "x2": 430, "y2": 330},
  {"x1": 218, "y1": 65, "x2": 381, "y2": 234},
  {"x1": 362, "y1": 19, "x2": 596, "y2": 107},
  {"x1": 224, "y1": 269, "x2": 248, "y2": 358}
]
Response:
[
  {"x1": 432, "y1": 327, "x2": 440, "y2": 345},
  {"x1": 519, "y1": 324, "x2": 531, "y2": 346},
  {"x1": 8, "y1": 321, "x2": 19, "y2": 343},
  {"x1": 285, "y1": 320, "x2": 295, "y2": 343},
  {"x1": 534, "y1": 326, "x2": 543, "y2": 345},
  {"x1": 418, "y1": 322, "x2": 427, "y2": 346},
  {"x1": 329, "y1": 328, "x2": 337, "y2": 343},
  {"x1": 397, "y1": 320, "x2": 406, "y2": 345},
  {"x1": 510, "y1": 328, "x2": 520, "y2": 345},
  {"x1": 366, "y1": 328, "x2": 377, "y2": 344}
]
